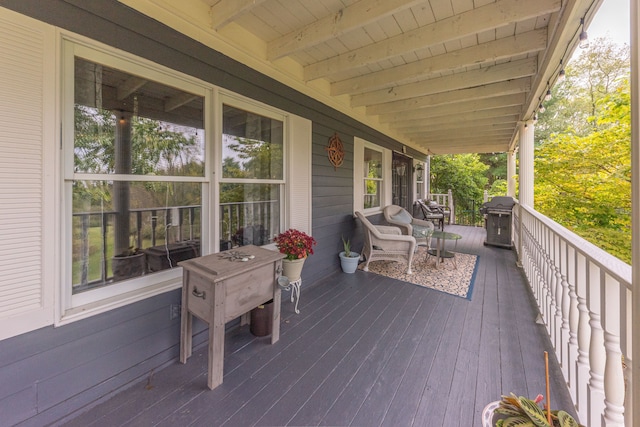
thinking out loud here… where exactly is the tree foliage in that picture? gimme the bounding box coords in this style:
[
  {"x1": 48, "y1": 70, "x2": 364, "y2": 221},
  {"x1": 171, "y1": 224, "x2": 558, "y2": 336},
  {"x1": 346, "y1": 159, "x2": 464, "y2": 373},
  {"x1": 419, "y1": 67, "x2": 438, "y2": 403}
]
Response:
[
  {"x1": 430, "y1": 154, "x2": 489, "y2": 214},
  {"x1": 534, "y1": 39, "x2": 630, "y2": 263}
]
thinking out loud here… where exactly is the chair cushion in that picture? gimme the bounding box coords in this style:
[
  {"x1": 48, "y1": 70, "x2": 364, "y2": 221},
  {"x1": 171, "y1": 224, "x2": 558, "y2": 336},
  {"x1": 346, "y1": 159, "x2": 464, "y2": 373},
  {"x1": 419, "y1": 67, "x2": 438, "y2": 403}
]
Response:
[{"x1": 390, "y1": 210, "x2": 412, "y2": 224}]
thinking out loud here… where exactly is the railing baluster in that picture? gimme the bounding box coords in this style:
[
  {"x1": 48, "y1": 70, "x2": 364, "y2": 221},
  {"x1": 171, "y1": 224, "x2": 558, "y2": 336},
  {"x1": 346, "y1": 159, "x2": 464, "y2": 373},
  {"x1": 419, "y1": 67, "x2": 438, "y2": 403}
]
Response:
[
  {"x1": 602, "y1": 274, "x2": 625, "y2": 426},
  {"x1": 101, "y1": 211, "x2": 108, "y2": 282},
  {"x1": 567, "y1": 245, "x2": 580, "y2": 402},
  {"x1": 576, "y1": 253, "x2": 591, "y2": 422},
  {"x1": 151, "y1": 210, "x2": 158, "y2": 246},
  {"x1": 80, "y1": 215, "x2": 90, "y2": 286},
  {"x1": 559, "y1": 239, "x2": 571, "y2": 380},
  {"x1": 587, "y1": 265, "x2": 606, "y2": 427}
]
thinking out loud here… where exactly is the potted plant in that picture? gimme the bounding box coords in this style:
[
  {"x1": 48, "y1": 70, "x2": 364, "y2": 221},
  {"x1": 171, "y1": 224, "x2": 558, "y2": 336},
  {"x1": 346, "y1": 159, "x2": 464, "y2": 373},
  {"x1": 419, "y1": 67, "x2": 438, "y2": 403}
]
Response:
[
  {"x1": 274, "y1": 229, "x2": 317, "y2": 281},
  {"x1": 485, "y1": 393, "x2": 582, "y2": 427},
  {"x1": 339, "y1": 236, "x2": 360, "y2": 273},
  {"x1": 483, "y1": 352, "x2": 583, "y2": 427},
  {"x1": 112, "y1": 246, "x2": 146, "y2": 281}
]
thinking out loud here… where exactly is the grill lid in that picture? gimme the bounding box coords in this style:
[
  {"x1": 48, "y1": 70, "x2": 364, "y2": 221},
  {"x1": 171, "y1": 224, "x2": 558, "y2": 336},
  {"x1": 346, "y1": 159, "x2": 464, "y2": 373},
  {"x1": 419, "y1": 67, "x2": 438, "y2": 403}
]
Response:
[{"x1": 480, "y1": 196, "x2": 516, "y2": 214}]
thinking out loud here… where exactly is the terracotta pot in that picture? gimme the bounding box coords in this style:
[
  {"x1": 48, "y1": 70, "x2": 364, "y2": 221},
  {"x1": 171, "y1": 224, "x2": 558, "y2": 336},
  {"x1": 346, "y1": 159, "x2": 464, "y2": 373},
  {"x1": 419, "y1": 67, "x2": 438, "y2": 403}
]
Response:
[{"x1": 282, "y1": 257, "x2": 306, "y2": 281}]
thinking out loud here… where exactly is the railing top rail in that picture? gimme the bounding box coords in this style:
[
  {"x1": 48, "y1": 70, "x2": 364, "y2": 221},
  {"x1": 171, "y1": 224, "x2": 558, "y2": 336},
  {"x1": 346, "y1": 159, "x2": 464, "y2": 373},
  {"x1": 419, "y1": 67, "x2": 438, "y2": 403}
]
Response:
[
  {"x1": 72, "y1": 205, "x2": 201, "y2": 217},
  {"x1": 519, "y1": 203, "x2": 631, "y2": 289}
]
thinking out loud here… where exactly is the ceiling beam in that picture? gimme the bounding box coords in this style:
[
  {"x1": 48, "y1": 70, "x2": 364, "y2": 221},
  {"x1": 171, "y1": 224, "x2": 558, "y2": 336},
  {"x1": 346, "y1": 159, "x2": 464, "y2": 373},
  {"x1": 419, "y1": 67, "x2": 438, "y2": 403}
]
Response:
[
  {"x1": 117, "y1": 76, "x2": 147, "y2": 101},
  {"x1": 351, "y1": 57, "x2": 537, "y2": 107},
  {"x1": 164, "y1": 93, "x2": 199, "y2": 112},
  {"x1": 331, "y1": 28, "x2": 547, "y2": 96},
  {"x1": 416, "y1": 133, "x2": 513, "y2": 145},
  {"x1": 304, "y1": 0, "x2": 561, "y2": 81},
  {"x1": 267, "y1": 0, "x2": 425, "y2": 60},
  {"x1": 405, "y1": 122, "x2": 516, "y2": 139},
  {"x1": 390, "y1": 106, "x2": 522, "y2": 129},
  {"x1": 367, "y1": 78, "x2": 530, "y2": 115},
  {"x1": 425, "y1": 142, "x2": 511, "y2": 154},
  {"x1": 209, "y1": 0, "x2": 268, "y2": 30},
  {"x1": 378, "y1": 94, "x2": 525, "y2": 123},
  {"x1": 395, "y1": 115, "x2": 519, "y2": 133},
  {"x1": 418, "y1": 134, "x2": 513, "y2": 145}
]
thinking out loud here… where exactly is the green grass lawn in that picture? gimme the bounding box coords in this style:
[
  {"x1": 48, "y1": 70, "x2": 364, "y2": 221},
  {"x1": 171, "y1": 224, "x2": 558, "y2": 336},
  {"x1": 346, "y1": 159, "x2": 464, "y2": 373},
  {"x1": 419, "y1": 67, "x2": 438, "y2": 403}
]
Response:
[{"x1": 72, "y1": 226, "x2": 156, "y2": 286}]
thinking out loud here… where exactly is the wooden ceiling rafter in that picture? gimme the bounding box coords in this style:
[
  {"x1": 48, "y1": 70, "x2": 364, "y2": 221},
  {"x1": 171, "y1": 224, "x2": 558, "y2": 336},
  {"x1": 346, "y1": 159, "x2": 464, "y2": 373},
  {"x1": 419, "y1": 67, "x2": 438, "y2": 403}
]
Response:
[
  {"x1": 303, "y1": 0, "x2": 562, "y2": 82},
  {"x1": 330, "y1": 28, "x2": 547, "y2": 96}
]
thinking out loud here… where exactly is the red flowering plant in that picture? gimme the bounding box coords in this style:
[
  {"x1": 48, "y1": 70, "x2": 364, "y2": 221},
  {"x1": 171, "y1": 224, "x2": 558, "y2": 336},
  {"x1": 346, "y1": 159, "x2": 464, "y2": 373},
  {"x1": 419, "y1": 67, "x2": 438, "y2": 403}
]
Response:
[{"x1": 274, "y1": 229, "x2": 317, "y2": 260}]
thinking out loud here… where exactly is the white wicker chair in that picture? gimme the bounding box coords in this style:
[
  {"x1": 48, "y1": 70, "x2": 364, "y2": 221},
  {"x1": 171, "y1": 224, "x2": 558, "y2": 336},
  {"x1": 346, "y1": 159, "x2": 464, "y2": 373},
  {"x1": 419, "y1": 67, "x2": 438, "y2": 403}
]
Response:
[
  {"x1": 355, "y1": 211, "x2": 417, "y2": 274},
  {"x1": 383, "y1": 204, "x2": 435, "y2": 249}
]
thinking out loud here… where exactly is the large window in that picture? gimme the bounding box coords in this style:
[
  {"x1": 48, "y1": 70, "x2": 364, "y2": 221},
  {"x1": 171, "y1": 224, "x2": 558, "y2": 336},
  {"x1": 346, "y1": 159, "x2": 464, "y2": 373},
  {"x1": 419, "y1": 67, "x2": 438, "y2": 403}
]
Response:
[
  {"x1": 65, "y1": 45, "x2": 208, "y2": 303},
  {"x1": 219, "y1": 103, "x2": 284, "y2": 248},
  {"x1": 354, "y1": 137, "x2": 390, "y2": 214},
  {"x1": 60, "y1": 39, "x2": 310, "y2": 322},
  {"x1": 364, "y1": 147, "x2": 383, "y2": 209}
]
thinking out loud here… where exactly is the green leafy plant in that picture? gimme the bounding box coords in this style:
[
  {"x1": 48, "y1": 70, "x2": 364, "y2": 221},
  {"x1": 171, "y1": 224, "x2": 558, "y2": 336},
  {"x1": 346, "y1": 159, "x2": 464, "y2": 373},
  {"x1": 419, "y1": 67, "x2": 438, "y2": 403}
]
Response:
[
  {"x1": 494, "y1": 393, "x2": 583, "y2": 427},
  {"x1": 342, "y1": 235, "x2": 355, "y2": 257}
]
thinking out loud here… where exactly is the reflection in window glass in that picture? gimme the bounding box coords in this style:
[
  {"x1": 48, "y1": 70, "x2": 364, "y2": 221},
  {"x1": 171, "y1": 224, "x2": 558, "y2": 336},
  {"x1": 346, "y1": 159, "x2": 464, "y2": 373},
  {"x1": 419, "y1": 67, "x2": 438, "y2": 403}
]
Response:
[
  {"x1": 74, "y1": 58, "x2": 205, "y2": 177},
  {"x1": 72, "y1": 181, "x2": 201, "y2": 293},
  {"x1": 219, "y1": 183, "x2": 281, "y2": 248},
  {"x1": 220, "y1": 104, "x2": 285, "y2": 249},
  {"x1": 71, "y1": 56, "x2": 205, "y2": 293},
  {"x1": 222, "y1": 105, "x2": 283, "y2": 180},
  {"x1": 364, "y1": 147, "x2": 383, "y2": 209}
]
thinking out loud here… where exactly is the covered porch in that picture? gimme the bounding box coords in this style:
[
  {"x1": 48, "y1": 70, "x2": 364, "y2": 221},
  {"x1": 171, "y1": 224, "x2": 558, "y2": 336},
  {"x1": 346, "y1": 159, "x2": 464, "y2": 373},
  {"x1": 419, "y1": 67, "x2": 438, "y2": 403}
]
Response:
[
  {"x1": 62, "y1": 225, "x2": 576, "y2": 426},
  {"x1": 0, "y1": 0, "x2": 638, "y2": 426}
]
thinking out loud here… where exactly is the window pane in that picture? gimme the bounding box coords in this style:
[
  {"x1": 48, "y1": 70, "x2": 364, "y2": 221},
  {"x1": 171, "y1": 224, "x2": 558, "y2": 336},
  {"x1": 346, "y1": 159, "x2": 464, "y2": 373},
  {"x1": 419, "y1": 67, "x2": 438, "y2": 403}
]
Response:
[
  {"x1": 364, "y1": 148, "x2": 382, "y2": 179},
  {"x1": 364, "y1": 180, "x2": 381, "y2": 209},
  {"x1": 222, "y1": 105, "x2": 283, "y2": 180},
  {"x1": 74, "y1": 57, "x2": 205, "y2": 177},
  {"x1": 219, "y1": 183, "x2": 281, "y2": 248},
  {"x1": 72, "y1": 180, "x2": 201, "y2": 293}
]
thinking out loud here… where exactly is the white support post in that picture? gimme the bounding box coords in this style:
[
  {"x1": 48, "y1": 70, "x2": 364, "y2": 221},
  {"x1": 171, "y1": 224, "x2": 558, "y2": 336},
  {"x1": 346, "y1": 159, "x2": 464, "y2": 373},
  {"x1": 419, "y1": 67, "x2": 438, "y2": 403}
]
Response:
[
  {"x1": 631, "y1": 0, "x2": 639, "y2": 425},
  {"x1": 507, "y1": 149, "x2": 517, "y2": 198},
  {"x1": 518, "y1": 122, "x2": 535, "y2": 208}
]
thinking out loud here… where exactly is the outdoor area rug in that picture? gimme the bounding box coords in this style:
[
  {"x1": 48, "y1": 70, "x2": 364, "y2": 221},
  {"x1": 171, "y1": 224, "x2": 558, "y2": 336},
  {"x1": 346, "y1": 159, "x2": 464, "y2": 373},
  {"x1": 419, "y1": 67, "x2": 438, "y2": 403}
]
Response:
[{"x1": 357, "y1": 246, "x2": 479, "y2": 300}]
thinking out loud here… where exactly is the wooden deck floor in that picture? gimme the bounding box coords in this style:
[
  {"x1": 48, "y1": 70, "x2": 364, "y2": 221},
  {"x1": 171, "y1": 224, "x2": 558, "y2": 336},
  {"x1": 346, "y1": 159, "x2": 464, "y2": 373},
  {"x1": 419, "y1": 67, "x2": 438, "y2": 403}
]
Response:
[{"x1": 61, "y1": 225, "x2": 576, "y2": 427}]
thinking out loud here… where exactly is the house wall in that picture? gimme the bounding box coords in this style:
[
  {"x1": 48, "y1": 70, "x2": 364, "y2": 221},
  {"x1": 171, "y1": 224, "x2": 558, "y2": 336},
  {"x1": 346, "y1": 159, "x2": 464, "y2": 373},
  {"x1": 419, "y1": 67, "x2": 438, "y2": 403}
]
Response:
[{"x1": 0, "y1": 0, "x2": 424, "y2": 424}]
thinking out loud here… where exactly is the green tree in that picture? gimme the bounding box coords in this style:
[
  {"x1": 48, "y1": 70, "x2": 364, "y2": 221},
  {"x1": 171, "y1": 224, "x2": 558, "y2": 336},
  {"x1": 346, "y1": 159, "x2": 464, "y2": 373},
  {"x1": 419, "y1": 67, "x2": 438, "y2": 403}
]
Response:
[
  {"x1": 536, "y1": 38, "x2": 629, "y2": 143},
  {"x1": 535, "y1": 79, "x2": 630, "y2": 263},
  {"x1": 431, "y1": 154, "x2": 489, "y2": 221}
]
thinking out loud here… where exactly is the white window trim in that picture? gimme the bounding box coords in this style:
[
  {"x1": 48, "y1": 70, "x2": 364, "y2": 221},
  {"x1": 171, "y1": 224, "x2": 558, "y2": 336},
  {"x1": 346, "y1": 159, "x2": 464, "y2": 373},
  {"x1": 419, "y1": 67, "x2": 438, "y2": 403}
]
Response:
[
  {"x1": 4, "y1": 25, "x2": 313, "y2": 329},
  {"x1": 58, "y1": 34, "x2": 213, "y2": 325},
  {"x1": 353, "y1": 137, "x2": 391, "y2": 215}
]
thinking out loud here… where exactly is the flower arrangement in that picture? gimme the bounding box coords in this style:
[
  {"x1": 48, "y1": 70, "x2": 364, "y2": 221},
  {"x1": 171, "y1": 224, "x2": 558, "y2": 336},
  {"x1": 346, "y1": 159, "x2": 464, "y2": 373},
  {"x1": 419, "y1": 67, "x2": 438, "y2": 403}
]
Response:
[{"x1": 274, "y1": 229, "x2": 317, "y2": 260}]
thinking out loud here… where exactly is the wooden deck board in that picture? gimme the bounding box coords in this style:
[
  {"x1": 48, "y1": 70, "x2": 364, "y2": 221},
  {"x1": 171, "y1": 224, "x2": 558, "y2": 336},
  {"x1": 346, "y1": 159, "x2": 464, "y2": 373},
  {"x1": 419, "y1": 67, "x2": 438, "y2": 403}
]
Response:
[{"x1": 61, "y1": 225, "x2": 578, "y2": 427}]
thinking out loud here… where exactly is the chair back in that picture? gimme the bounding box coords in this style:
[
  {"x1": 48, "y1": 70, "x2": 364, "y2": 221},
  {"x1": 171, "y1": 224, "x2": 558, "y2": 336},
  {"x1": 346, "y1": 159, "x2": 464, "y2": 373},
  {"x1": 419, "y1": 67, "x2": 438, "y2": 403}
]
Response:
[{"x1": 383, "y1": 205, "x2": 412, "y2": 225}]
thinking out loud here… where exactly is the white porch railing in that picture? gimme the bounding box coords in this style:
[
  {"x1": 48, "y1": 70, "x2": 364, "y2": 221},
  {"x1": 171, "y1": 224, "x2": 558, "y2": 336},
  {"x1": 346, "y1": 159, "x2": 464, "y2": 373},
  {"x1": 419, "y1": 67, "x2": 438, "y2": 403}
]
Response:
[{"x1": 513, "y1": 203, "x2": 632, "y2": 427}]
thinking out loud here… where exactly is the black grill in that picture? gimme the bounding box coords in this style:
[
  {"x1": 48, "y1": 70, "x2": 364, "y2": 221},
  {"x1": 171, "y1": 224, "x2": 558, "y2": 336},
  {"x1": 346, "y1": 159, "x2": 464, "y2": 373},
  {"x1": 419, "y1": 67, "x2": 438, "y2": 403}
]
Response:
[{"x1": 480, "y1": 197, "x2": 516, "y2": 248}]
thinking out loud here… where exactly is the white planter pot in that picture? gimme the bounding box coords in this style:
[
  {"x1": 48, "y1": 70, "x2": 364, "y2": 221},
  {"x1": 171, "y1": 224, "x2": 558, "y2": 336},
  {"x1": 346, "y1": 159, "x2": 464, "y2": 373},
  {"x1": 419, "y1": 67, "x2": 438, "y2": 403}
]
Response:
[{"x1": 339, "y1": 251, "x2": 360, "y2": 273}]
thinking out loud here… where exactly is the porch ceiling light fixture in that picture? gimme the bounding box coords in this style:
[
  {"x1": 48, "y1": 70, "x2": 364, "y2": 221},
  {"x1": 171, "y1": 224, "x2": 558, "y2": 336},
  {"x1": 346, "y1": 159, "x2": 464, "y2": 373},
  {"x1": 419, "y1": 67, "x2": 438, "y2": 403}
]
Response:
[
  {"x1": 579, "y1": 18, "x2": 589, "y2": 49},
  {"x1": 557, "y1": 60, "x2": 566, "y2": 82},
  {"x1": 538, "y1": 103, "x2": 546, "y2": 114},
  {"x1": 544, "y1": 87, "x2": 552, "y2": 102},
  {"x1": 415, "y1": 164, "x2": 424, "y2": 181}
]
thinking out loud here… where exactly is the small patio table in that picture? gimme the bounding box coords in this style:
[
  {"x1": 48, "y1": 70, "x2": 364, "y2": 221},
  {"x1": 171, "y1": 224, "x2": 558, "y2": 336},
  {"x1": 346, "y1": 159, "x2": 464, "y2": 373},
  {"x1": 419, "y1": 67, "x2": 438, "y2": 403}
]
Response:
[{"x1": 428, "y1": 230, "x2": 462, "y2": 269}]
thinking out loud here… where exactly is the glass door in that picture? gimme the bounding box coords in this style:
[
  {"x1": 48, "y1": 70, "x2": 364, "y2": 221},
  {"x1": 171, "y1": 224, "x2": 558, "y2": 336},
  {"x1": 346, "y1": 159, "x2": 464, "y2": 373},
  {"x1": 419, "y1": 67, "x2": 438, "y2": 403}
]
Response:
[{"x1": 391, "y1": 152, "x2": 412, "y2": 212}]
